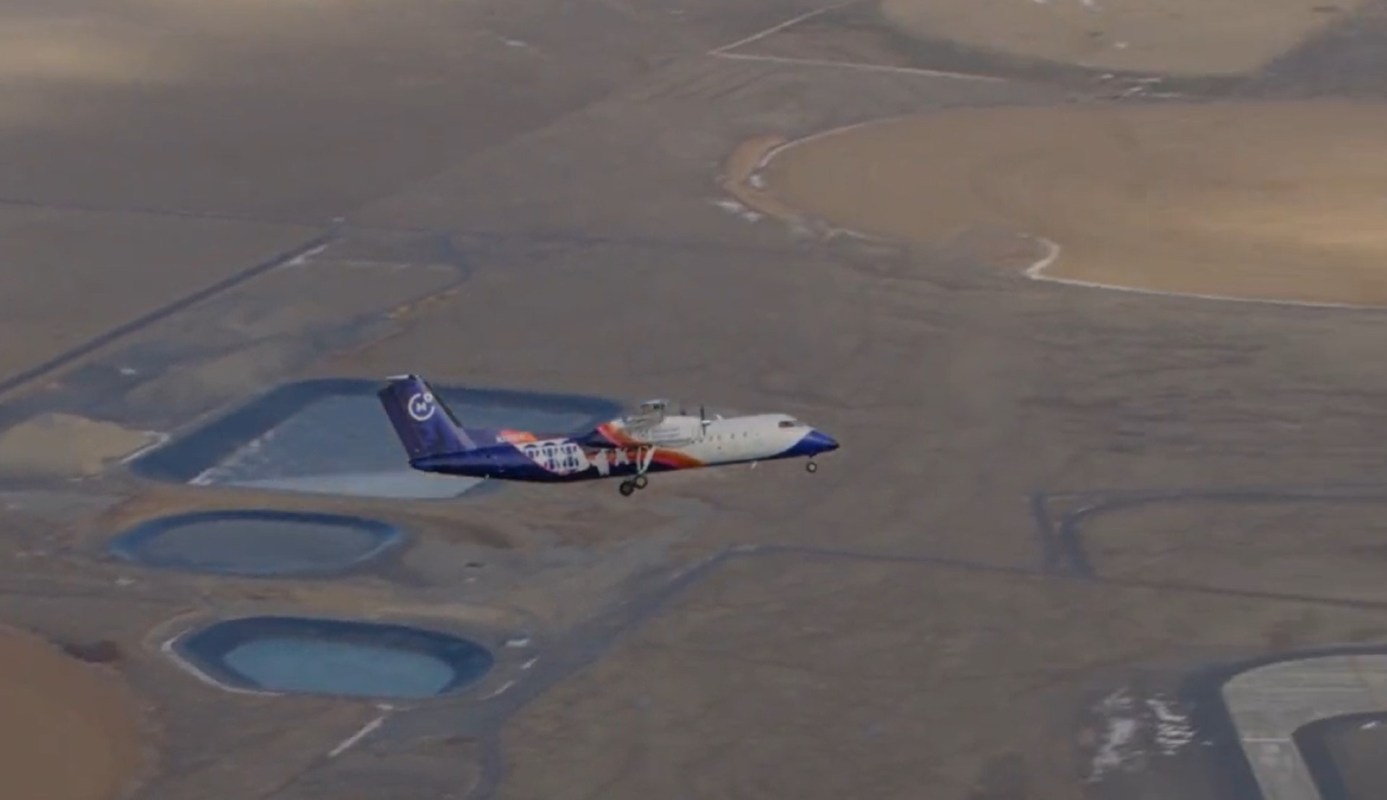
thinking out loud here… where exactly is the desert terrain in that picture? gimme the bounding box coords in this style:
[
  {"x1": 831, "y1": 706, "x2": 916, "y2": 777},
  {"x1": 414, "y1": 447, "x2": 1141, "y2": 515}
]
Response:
[
  {"x1": 755, "y1": 101, "x2": 1387, "y2": 306},
  {"x1": 879, "y1": 0, "x2": 1364, "y2": 76},
  {"x1": 0, "y1": 625, "x2": 144, "y2": 800},
  {"x1": 3, "y1": 0, "x2": 1387, "y2": 799}
]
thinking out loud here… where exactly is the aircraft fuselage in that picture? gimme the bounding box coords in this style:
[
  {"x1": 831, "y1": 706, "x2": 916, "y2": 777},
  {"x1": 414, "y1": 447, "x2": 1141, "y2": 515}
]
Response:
[
  {"x1": 411, "y1": 413, "x2": 835, "y2": 483},
  {"x1": 377, "y1": 375, "x2": 838, "y2": 496}
]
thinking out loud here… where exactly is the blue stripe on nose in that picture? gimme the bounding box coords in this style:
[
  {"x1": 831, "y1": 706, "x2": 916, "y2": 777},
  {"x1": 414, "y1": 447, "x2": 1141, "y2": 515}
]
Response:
[
  {"x1": 805, "y1": 430, "x2": 838, "y2": 453},
  {"x1": 785, "y1": 429, "x2": 838, "y2": 458}
]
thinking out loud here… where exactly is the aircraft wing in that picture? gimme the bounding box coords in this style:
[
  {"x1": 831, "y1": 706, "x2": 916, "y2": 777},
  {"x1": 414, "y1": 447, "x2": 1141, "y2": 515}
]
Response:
[{"x1": 575, "y1": 406, "x2": 700, "y2": 449}]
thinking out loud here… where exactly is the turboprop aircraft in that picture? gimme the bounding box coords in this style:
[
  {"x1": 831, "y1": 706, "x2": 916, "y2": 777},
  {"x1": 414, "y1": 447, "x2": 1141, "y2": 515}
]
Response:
[{"x1": 377, "y1": 374, "x2": 838, "y2": 496}]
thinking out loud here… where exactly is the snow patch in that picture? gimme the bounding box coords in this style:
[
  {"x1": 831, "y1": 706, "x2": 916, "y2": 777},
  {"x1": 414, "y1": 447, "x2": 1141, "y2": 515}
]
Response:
[
  {"x1": 1146, "y1": 695, "x2": 1197, "y2": 755},
  {"x1": 709, "y1": 198, "x2": 763, "y2": 223},
  {"x1": 1085, "y1": 687, "x2": 1198, "y2": 783},
  {"x1": 1088, "y1": 688, "x2": 1141, "y2": 781},
  {"x1": 189, "y1": 428, "x2": 276, "y2": 485}
]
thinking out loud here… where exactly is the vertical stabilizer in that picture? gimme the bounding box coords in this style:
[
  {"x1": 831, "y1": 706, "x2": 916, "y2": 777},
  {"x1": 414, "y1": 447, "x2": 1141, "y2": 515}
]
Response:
[{"x1": 376, "y1": 374, "x2": 476, "y2": 459}]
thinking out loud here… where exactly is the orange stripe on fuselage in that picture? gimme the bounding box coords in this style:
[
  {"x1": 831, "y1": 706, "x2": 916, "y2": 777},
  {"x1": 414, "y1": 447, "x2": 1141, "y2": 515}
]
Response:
[
  {"x1": 594, "y1": 422, "x2": 640, "y2": 446},
  {"x1": 586, "y1": 425, "x2": 705, "y2": 468},
  {"x1": 652, "y1": 449, "x2": 703, "y2": 468}
]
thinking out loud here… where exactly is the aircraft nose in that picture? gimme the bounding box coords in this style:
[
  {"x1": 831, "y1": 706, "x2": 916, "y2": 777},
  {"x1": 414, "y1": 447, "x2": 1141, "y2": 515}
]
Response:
[{"x1": 806, "y1": 430, "x2": 839, "y2": 453}]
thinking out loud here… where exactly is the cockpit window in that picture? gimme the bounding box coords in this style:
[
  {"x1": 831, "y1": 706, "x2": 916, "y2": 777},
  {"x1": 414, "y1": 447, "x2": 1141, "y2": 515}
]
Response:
[{"x1": 778, "y1": 419, "x2": 801, "y2": 428}]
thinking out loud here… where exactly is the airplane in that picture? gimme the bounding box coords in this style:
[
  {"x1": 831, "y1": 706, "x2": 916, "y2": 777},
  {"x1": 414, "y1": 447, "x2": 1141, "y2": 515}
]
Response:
[{"x1": 376, "y1": 373, "x2": 839, "y2": 496}]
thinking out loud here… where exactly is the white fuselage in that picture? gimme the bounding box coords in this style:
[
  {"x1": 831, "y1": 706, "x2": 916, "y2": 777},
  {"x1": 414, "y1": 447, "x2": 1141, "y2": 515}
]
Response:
[
  {"x1": 378, "y1": 373, "x2": 838, "y2": 493},
  {"x1": 606, "y1": 412, "x2": 813, "y2": 464},
  {"x1": 510, "y1": 413, "x2": 818, "y2": 479},
  {"x1": 677, "y1": 414, "x2": 808, "y2": 464}
]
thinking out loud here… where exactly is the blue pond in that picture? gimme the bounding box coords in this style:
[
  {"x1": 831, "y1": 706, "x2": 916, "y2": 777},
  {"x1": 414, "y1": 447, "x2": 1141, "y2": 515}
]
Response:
[
  {"x1": 175, "y1": 616, "x2": 494, "y2": 699},
  {"x1": 129, "y1": 378, "x2": 621, "y2": 499},
  {"x1": 108, "y1": 510, "x2": 402, "y2": 577}
]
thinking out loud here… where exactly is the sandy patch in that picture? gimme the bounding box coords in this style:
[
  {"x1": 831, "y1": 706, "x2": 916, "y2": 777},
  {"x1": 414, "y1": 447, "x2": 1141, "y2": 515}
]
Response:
[
  {"x1": 0, "y1": 625, "x2": 144, "y2": 800},
  {"x1": 0, "y1": 413, "x2": 159, "y2": 478},
  {"x1": 879, "y1": 0, "x2": 1364, "y2": 76},
  {"x1": 754, "y1": 101, "x2": 1387, "y2": 307},
  {"x1": 719, "y1": 135, "x2": 805, "y2": 227}
]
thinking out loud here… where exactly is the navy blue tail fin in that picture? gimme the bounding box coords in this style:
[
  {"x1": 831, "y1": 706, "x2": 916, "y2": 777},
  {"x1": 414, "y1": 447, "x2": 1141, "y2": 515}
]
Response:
[{"x1": 377, "y1": 374, "x2": 477, "y2": 460}]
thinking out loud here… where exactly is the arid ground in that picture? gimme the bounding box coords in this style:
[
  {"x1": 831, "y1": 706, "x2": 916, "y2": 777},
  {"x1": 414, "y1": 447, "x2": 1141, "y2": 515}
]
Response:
[
  {"x1": 5, "y1": 1, "x2": 1387, "y2": 799},
  {"x1": 0, "y1": 625, "x2": 145, "y2": 800},
  {"x1": 755, "y1": 101, "x2": 1387, "y2": 306},
  {"x1": 879, "y1": 0, "x2": 1365, "y2": 76}
]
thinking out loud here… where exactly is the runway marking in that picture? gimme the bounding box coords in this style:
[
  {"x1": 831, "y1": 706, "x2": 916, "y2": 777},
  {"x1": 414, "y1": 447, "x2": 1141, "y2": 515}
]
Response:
[
  {"x1": 328, "y1": 712, "x2": 390, "y2": 759},
  {"x1": 708, "y1": 2, "x2": 856, "y2": 55},
  {"x1": 278, "y1": 241, "x2": 329, "y2": 269},
  {"x1": 706, "y1": 1, "x2": 1003, "y2": 83},
  {"x1": 711, "y1": 51, "x2": 1005, "y2": 83},
  {"x1": 117, "y1": 431, "x2": 169, "y2": 465},
  {"x1": 482, "y1": 679, "x2": 516, "y2": 700}
]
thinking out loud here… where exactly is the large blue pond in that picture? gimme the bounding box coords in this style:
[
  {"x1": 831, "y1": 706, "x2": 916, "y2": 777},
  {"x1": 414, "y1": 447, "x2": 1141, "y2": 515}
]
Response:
[
  {"x1": 174, "y1": 616, "x2": 494, "y2": 699},
  {"x1": 129, "y1": 378, "x2": 621, "y2": 499},
  {"x1": 109, "y1": 510, "x2": 403, "y2": 577}
]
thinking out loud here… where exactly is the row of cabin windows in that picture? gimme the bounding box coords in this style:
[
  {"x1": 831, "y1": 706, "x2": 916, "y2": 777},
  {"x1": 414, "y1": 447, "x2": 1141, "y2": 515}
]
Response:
[{"x1": 525, "y1": 425, "x2": 796, "y2": 461}]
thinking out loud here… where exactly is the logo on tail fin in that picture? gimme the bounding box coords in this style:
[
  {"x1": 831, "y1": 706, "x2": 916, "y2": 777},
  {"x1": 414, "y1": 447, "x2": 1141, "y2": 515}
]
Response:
[
  {"x1": 407, "y1": 392, "x2": 437, "y2": 421},
  {"x1": 378, "y1": 374, "x2": 478, "y2": 460}
]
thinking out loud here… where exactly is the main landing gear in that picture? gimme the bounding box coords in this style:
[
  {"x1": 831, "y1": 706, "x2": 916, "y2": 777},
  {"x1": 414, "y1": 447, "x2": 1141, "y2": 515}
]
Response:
[
  {"x1": 618, "y1": 447, "x2": 655, "y2": 497},
  {"x1": 806, "y1": 460, "x2": 818, "y2": 473}
]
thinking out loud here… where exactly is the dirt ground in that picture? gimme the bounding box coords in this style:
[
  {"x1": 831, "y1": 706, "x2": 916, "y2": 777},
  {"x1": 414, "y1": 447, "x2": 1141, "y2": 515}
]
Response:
[
  {"x1": 879, "y1": 0, "x2": 1365, "y2": 75},
  {"x1": 6, "y1": 0, "x2": 1387, "y2": 799},
  {"x1": 758, "y1": 100, "x2": 1387, "y2": 306},
  {"x1": 497, "y1": 554, "x2": 1387, "y2": 799},
  {"x1": 1078, "y1": 498, "x2": 1387, "y2": 604},
  {"x1": 0, "y1": 412, "x2": 157, "y2": 478},
  {"x1": 0, "y1": 625, "x2": 144, "y2": 800},
  {"x1": 0, "y1": 209, "x2": 312, "y2": 381}
]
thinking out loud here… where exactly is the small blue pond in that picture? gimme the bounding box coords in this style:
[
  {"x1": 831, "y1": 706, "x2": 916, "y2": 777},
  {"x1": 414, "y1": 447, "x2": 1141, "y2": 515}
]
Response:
[
  {"x1": 175, "y1": 616, "x2": 494, "y2": 699},
  {"x1": 128, "y1": 378, "x2": 621, "y2": 499},
  {"x1": 108, "y1": 510, "x2": 403, "y2": 577}
]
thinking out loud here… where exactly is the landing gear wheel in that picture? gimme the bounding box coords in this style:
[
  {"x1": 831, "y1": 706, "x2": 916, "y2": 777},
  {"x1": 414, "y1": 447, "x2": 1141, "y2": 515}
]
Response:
[
  {"x1": 633, "y1": 474, "x2": 648, "y2": 489},
  {"x1": 806, "y1": 460, "x2": 818, "y2": 473},
  {"x1": 619, "y1": 481, "x2": 636, "y2": 496}
]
